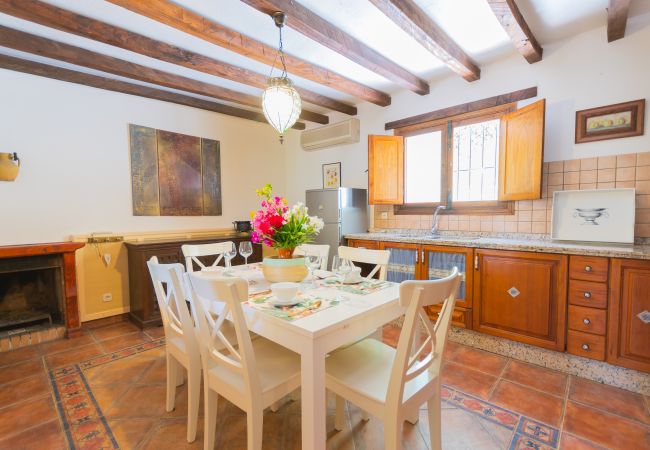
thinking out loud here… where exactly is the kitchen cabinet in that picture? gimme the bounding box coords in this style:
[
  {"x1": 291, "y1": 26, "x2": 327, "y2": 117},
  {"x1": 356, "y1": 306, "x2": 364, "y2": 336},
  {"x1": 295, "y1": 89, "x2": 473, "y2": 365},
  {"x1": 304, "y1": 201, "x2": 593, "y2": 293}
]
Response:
[
  {"x1": 367, "y1": 135, "x2": 404, "y2": 205},
  {"x1": 608, "y1": 258, "x2": 650, "y2": 372},
  {"x1": 473, "y1": 249, "x2": 567, "y2": 350},
  {"x1": 382, "y1": 242, "x2": 419, "y2": 282}
]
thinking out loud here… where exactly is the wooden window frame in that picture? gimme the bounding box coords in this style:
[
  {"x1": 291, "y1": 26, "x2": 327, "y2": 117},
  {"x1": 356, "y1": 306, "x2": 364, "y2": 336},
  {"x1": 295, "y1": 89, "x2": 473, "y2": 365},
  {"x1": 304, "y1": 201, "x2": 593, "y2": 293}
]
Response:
[{"x1": 394, "y1": 104, "x2": 515, "y2": 216}]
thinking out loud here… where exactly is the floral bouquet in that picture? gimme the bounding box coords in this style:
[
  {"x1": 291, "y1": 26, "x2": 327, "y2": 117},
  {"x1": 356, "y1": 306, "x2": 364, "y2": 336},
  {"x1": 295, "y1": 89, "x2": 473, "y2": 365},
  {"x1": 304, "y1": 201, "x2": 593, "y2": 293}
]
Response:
[{"x1": 251, "y1": 184, "x2": 324, "y2": 258}]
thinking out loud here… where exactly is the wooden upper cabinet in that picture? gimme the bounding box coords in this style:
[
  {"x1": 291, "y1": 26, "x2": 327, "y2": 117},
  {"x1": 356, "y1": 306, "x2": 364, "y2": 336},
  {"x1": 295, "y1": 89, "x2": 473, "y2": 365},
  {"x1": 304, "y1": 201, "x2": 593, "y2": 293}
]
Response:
[
  {"x1": 498, "y1": 99, "x2": 546, "y2": 201},
  {"x1": 368, "y1": 135, "x2": 404, "y2": 205}
]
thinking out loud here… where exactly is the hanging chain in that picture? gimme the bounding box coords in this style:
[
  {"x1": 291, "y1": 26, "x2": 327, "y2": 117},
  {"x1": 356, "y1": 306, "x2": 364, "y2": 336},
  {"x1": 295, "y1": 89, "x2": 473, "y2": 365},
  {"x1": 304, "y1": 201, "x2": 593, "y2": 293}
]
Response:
[{"x1": 278, "y1": 24, "x2": 288, "y2": 78}]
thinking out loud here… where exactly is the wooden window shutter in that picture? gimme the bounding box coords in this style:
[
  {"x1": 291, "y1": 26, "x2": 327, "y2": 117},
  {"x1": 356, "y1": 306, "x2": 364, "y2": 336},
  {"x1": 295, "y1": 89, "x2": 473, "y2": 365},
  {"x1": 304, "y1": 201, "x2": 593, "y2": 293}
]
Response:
[
  {"x1": 368, "y1": 135, "x2": 404, "y2": 205},
  {"x1": 498, "y1": 99, "x2": 546, "y2": 201}
]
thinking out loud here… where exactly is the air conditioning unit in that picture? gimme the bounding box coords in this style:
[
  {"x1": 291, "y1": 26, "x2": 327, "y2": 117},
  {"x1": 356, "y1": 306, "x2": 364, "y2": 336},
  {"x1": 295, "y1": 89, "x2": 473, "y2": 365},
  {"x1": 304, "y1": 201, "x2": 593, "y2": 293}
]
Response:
[{"x1": 301, "y1": 118, "x2": 360, "y2": 151}]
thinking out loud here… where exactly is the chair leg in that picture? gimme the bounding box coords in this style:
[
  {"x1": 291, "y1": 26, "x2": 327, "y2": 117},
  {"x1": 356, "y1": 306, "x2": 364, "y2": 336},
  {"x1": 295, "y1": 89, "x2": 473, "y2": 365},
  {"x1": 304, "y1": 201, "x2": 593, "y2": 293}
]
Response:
[
  {"x1": 187, "y1": 366, "x2": 201, "y2": 442},
  {"x1": 405, "y1": 407, "x2": 420, "y2": 425},
  {"x1": 176, "y1": 361, "x2": 185, "y2": 387},
  {"x1": 384, "y1": 421, "x2": 401, "y2": 450},
  {"x1": 427, "y1": 391, "x2": 442, "y2": 450},
  {"x1": 334, "y1": 395, "x2": 345, "y2": 431},
  {"x1": 247, "y1": 408, "x2": 263, "y2": 450},
  {"x1": 204, "y1": 389, "x2": 218, "y2": 450},
  {"x1": 166, "y1": 353, "x2": 178, "y2": 412}
]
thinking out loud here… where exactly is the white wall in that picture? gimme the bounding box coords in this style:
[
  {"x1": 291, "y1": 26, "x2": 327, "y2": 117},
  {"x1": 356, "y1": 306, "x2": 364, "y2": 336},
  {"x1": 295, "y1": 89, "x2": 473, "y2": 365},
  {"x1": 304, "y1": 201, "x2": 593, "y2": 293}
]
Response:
[
  {"x1": 284, "y1": 14, "x2": 650, "y2": 205},
  {"x1": 0, "y1": 69, "x2": 296, "y2": 246}
]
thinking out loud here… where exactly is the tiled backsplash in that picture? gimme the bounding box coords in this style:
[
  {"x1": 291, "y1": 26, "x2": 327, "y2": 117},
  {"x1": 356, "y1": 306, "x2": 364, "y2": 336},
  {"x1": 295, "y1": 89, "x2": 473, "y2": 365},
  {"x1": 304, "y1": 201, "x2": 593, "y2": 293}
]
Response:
[{"x1": 373, "y1": 151, "x2": 650, "y2": 238}]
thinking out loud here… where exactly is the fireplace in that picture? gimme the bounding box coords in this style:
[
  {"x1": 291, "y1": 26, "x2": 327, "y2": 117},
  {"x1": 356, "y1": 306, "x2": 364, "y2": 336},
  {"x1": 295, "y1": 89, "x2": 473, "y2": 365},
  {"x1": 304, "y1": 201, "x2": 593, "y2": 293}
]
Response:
[{"x1": 0, "y1": 242, "x2": 84, "y2": 351}]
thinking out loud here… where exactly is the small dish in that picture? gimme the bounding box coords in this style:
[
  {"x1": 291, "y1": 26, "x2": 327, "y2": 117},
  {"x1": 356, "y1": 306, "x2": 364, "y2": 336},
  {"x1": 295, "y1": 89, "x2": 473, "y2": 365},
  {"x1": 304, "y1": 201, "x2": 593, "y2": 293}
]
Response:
[
  {"x1": 268, "y1": 296, "x2": 301, "y2": 307},
  {"x1": 271, "y1": 282, "x2": 300, "y2": 302},
  {"x1": 342, "y1": 277, "x2": 364, "y2": 285}
]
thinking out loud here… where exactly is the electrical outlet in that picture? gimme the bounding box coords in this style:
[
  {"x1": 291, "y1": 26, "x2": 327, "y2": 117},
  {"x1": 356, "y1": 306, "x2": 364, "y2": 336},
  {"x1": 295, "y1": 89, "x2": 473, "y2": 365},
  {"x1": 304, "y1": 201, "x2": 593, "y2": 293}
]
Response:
[
  {"x1": 380, "y1": 212, "x2": 389, "y2": 220},
  {"x1": 102, "y1": 293, "x2": 113, "y2": 302}
]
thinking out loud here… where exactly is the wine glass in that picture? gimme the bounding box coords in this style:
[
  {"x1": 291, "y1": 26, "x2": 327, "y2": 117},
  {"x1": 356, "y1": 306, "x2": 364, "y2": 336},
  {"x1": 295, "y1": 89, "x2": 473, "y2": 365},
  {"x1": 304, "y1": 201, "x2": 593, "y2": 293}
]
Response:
[
  {"x1": 305, "y1": 253, "x2": 322, "y2": 289},
  {"x1": 224, "y1": 242, "x2": 237, "y2": 267},
  {"x1": 332, "y1": 256, "x2": 352, "y2": 283},
  {"x1": 239, "y1": 241, "x2": 253, "y2": 267}
]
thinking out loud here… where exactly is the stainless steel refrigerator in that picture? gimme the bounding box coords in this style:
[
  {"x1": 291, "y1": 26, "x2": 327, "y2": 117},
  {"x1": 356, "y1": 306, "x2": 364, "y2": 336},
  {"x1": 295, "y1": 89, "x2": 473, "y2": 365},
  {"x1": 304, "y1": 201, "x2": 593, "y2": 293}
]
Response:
[{"x1": 306, "y1": 188, "x2": 368, "y2": 268}]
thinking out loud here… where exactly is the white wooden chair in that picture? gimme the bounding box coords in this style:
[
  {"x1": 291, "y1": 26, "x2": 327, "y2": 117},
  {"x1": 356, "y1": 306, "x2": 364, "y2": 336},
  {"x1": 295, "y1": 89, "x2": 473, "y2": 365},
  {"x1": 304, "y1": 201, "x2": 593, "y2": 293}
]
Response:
[
  {"x1": 147, "y1": 257, "x2": 201, "y2": 443},
  {"x1": 338, "y1": 245, "x2": 391, "y2": 281},
  {"x1": 326, "y1": 268, "x2": 461, "y2": 450},
  {"x1": 295, "y1": 243, "x2": 330, "y2": 270},
  {"x1": 182, "y1": 241, "x2": 235, "y2": 272},
  {"x1": 186, "y1": 273, "x2": 302, "y2": 450}
]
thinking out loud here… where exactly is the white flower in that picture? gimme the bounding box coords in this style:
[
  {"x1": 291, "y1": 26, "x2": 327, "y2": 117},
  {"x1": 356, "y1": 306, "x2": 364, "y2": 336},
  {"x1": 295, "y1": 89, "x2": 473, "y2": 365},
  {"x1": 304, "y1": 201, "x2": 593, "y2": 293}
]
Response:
[{"x1": 308, "y1": 215, "x2": 324, "y2": 233}]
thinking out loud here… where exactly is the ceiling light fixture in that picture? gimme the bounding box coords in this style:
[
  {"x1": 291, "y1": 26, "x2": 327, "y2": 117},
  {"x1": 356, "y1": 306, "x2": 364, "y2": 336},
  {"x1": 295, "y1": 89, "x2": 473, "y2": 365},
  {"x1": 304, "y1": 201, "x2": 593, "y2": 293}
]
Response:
[{"x1": 262, "y1": 11, "x2": 301, "y2": 143}]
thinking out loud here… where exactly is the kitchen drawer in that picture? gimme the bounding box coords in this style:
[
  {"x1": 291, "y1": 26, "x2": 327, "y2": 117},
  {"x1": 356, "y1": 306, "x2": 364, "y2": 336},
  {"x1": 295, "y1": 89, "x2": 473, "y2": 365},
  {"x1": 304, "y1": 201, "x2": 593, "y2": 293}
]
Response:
[
  {"x1": 426, "y1": 305, "x2": 472, "y2": 329},
  {"x1": 569, "y1": 256, "x2": 609, "y2": 283},
  {"x1": 567, "y1": 330, "x2": 606, "y2": 361},
  {"x1": 568, "y1": 305, "x2": 607, "y2": 335},
  {"x1": 346, "y1": 239, "x2": 379, "y2": 250},
  {"x1": 568, "y1": 280, "x2": 608, "y2": 309}
]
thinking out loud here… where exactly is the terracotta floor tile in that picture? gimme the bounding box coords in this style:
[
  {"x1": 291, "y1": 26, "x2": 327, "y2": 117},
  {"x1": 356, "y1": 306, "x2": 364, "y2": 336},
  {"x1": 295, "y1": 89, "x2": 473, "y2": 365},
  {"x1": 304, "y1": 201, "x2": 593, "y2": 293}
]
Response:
[
  {"x1": 144, "y1": 326, "x2": 166, "y2": 339},
  {"x1": 489, "y1": 380, "x2": 564, "y2": 427},
  {"x1": 44, "y1": 342, "x2": 105, "y2": 369},
  {"x1": 88, "y1": 383, "x2": 132, "y2": 412},
  {"x1": 141, "y1": 418, "x2": 204, "y2": 450},
  {"x1": 559, "y1": 432, "x2": 608, "y2": 449},
  {"x1": 444, "y1": 341, "x2": 462, "y2": 359},
  {"x1": 106, "y1": 384, "x2": 169, "y2": 418},
  {"x1": 108, "y1": 418, "x2": 156, "y2": 449},
  {"x1": 38, "y1": 332, "x2": 95, "y2": 355},
  {"x1": 85, "y1": 353, "x2": 156, "y2": 386},
  {"x1": 418, "y1": 406, "x2": 506, "y2": 450},
  {"x1": 569, "y1": 376, "x2": 650, "y2": 425},
  {"x1": 442, "y1": 361, "x2": 498, "y2": 400},
  {"x1": 138, "y1": 357, "x2": 168, "y2": 385},
  {"x1": 99, "y1": 331, "x2": 152, "y2": 353},
  {"x1": 0, "y1": 419, "x2": 67, "y2": 450},
  {"x1": 450, "y1": 346, "x2": 508, "y2": 376},
  {"x1": 0, "y1": 395, "x2": 58, "y2": 439},
  {"x1": 382, "y1": 325, "x2": 401, "y2": 348},
  {"x1": 0, "y1": 345, "x2": 41, "y2": 367},
  {"x1": 0, "y1": 373, "x2": 50, "y2": 406},
  {"x1": 563, "y1": 401, "x2": 650, "y2": 449},
  {"x1": 91, "y1": 322, "x2": 140, "y2": 341},
  {"x1": 0, "y1": 358, "x2": 44, "y2": 385},
  {"x1": 502, "y1": 360, "x2": 568, "y2": 397}
]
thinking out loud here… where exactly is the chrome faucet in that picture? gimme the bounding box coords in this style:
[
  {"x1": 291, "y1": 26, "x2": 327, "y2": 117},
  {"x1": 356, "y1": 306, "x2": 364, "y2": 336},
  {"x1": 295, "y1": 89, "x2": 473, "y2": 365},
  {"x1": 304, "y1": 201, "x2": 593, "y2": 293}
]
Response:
[{"x1": 431, "y1": 205, "x2": 446, "y2": 236}]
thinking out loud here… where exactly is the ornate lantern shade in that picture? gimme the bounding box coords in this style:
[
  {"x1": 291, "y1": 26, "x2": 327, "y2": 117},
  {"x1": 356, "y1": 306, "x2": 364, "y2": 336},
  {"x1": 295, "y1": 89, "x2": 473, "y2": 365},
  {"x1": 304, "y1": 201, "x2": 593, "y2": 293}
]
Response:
[{"x1": 262, "y1": 76, "x2": 301, "y2": 142}]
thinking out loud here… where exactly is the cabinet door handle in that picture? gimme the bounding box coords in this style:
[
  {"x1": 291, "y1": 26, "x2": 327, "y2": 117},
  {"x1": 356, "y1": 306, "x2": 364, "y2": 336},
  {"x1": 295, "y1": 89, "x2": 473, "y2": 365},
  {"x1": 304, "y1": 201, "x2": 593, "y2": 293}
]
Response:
[
  {"x1": 415, "y1": 251, "x2": 418, "y2": 264},
  {"x1": 474, "y1": 255, "x2": 479, "y2": 270},
  {"x1": 583, "y1": 318, "x2": 591, "y2": 325},
  {"x1": 584, "y1": 265, "x2": 593, "y2": 272},
  {"x1": 583, "y1": 291, "x2": 592, "y2": 299},
  {"x1": 581, "y1": 343, "x2": 590, "y2": 351}
]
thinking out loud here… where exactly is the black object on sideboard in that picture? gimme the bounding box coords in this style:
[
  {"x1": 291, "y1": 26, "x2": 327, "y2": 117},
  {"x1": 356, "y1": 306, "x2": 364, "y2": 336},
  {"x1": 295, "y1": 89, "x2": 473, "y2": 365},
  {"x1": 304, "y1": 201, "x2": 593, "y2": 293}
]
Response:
[{"x1": 124, "y1": 234, "x2": 262, "y2": 328}]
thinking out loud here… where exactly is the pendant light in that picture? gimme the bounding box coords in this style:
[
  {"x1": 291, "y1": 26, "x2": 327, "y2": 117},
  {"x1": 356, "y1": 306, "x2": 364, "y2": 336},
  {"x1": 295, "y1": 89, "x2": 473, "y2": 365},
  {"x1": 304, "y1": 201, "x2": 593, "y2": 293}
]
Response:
[{"x1": 262, "y1": 12, "x2": 301, "y2": 143}]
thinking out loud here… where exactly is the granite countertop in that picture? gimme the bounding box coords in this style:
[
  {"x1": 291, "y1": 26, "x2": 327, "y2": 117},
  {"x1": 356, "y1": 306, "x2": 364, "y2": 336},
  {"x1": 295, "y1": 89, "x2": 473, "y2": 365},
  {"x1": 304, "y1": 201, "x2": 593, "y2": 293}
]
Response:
[{"x1": 345, "y1": 231, "x2": 650, "y2": 260}]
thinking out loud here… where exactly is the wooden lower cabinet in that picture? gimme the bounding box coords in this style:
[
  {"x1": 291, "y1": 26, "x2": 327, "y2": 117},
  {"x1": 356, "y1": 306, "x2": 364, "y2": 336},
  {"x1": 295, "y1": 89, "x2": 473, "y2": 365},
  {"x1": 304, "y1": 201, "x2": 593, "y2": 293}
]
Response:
[
  {"x1": 607, "y1": 258, "x2": 650, "y2": 372},
  {"x1": 473, "y1": 249, "x2": 567, "y2": 351}
]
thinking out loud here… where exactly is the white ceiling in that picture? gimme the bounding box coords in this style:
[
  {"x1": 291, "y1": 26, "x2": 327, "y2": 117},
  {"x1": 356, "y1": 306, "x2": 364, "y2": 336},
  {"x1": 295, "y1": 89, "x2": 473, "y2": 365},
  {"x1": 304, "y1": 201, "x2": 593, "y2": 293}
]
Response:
[{"x1": 1, "y1": 0, "x2": 649, "y2": 113}]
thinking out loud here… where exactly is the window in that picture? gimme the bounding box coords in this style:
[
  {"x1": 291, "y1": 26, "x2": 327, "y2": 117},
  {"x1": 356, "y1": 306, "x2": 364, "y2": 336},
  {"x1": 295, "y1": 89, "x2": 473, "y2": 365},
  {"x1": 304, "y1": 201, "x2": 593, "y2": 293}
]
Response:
[{"x1": 396, "y1": 108, "x2": 513, "y2": 215}]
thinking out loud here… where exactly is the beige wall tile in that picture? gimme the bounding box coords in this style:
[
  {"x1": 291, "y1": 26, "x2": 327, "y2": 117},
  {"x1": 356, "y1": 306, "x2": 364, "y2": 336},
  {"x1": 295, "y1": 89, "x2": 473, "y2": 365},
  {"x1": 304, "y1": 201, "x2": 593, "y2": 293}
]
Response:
[
  {"x1": 469, "y1": 218, "x2": 481, "y2": 231},
  {"x1": 532, "y1": 222, "x2": 546, "y2": 234},
  {"x1": 636, "y1": 208, "x2": 650, "y2": 224},
  {"x1": 458, "y1": 220, "x2": 470, "y2": 231},
  {"x1": 504, "y1": 221, "x2": 518, "y2": 232},
  {"x1": 635, "y1": 165, "x2": 650, "y2": 181},
  {"x1": 597, "y1": 182, "x2": 616, "y2": 189},
  {"x1": 635, "y1": 180, "x2": 650, "y2": 194},
  {"x1": 580, "y1": 158, "x2": 598, "y2": 171},
  {"x1": 564, "y1": 171, "x2": 580, "y2": 185},
  {"x1": 492, "y1": 215, "x2": 505, "y2": 222},
  {"x1": 580, "y1": 183, "x2": 597, "y2": 190},
  {"x1": 579, "y1": 170, "x2": 597, "y2": 184},
  {"x1": 517, "y1": 222, "x2": 532, "y2": 233},
  {"x1": 547, "y1": 186, "x2": 562, "y2": 197},
  {"x1": 504, "y1": 213, "x2": 518, "y2": 222},
  {"x1": 616, "y1": 181, "x2": 635, "y2": 189},
  {"x1": 616, "y1": 167, "x2": 635, "y2": 181},
  {"x1": 548, "y1": 161, "x2": 564, "y2": 173},
  {"x1": 543, "y1": 162, "x2": 550, "y2": 173},
  {"x1": 517, "y1": 200, "x2": 533, "y2": 211},
  {"x1": 518, "y1": 210, "x2": 532, "y2": 221},
  {"x1": 564, "y1": 183, "x2": 579, "y2": 190},
  {"x1": 532, "y1": 210, "x2": 546, "y2": 222},
  {"x1": 635, "y1": 224, "x2": 650, "y2": 237},
  {"x1": 480, "y1": 220, "x2": 493, "y2": 232},
  {"x1": 637, "y1": 152, "x2": 650, "y2": 167},
  {"x1": 492, "y1": 221, "x2": 505, "y2": 232},
  {"x1": 637, "y1": 195, "x2": 650, "y2": 208},
  {"x1": 532, "y1": 199, "x2": 547, "y2": 210},
  {"x1": 617, "y1": 153, "x2": 636, "y2": 168},
  {"x1": 597, "y1": 168, "x2": 615, "y2": 183},
  {"x1": 547, "y1": 172, "x2": 563, "y2": 186},
  {"x1": 547, "y1": 209, "x2": 553, "y2": 221},
  {"x1": 564, "y1": 159, "x2": 580, "y2": 172},
  {"x1": 598, "y1": 155, "x2": 616, "y2": 169}
]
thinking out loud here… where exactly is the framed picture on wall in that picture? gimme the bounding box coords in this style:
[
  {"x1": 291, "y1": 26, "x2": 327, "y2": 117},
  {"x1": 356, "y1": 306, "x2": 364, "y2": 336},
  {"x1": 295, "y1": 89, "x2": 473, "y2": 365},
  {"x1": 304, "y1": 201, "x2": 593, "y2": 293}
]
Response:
[
  {"x1": 322, "y1": 162, "x2": 341, "y2": 189},
  {"x1": 575, "y1": 99, "x2": 645, "y2": 143}
]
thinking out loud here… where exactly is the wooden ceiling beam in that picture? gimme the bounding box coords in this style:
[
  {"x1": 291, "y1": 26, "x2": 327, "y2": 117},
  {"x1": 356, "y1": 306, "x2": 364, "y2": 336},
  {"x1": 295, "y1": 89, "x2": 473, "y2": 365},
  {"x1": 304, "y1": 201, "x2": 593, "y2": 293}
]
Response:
[
  {"x1": 487, "y1": 0, "x2": 543, "y2": 64},
  {"x1": 0, "y1": 54, "x2": 304, "y2": 129},
  {"x1": 0, "y1": 1, "x2": 328, "y2": 124},
  {"x1": 107, "y1": 0, "x2": 387, "y2": 108},
  {"x1": 607, "y1": 0, "x2": 632, "y2": 42},
  {"x1": 369, "y1": 0, "x2": 480, "y2": 82},
  {"x1": 0, "y1": 25, "x2": 327, "y2": 124},
  {"x1": 241, "y1": 0, "x2": 429, "y2": 95}
]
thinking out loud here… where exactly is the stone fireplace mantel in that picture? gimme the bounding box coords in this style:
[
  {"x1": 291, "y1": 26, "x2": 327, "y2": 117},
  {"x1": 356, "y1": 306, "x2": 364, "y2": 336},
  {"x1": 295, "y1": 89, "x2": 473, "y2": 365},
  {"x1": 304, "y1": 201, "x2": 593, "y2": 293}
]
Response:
[{"x1": 0, "y1": 242, "x2": 85, "y2": 338}]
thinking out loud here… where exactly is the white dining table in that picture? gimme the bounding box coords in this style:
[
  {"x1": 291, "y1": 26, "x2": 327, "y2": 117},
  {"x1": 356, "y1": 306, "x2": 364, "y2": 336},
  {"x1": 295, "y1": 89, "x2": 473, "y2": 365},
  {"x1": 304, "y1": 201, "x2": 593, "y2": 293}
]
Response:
[{"x1": 200, "y1": 263, "x2": 403, "y2": 450}]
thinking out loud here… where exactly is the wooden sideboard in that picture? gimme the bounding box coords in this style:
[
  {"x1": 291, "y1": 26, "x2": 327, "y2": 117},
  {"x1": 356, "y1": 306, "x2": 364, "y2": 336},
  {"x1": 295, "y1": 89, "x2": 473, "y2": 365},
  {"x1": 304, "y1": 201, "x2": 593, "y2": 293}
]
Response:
[{"x1": 125, "y1": 234, "x2": 262, "y2": 328}]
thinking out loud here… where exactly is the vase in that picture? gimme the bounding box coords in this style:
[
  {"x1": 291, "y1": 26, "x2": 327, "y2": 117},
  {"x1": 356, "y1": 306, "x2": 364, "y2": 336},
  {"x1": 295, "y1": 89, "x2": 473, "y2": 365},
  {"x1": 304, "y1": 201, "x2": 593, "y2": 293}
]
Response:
[
  {"x1": 276, "y1": 247, "x2": 295, "y2": 259},
  {"x1": 262, "y1": 256, "x2": 308, "y2": 283}
]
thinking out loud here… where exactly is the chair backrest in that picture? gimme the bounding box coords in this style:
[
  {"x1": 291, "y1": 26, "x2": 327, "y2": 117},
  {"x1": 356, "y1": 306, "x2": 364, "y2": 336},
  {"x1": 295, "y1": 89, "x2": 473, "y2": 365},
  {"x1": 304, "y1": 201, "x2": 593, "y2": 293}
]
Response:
[
  {"x1": 385, "y1": 268, "x2": 460, "y2": 410},
  {"x1": 295, "y1": 244, "x2": 330, "y2": 270},
  {"x1": 147, "y1": 257, "x2": 195, "y2": 345},
  {"x1": 338, "y1": 245, "x2": 391, "y2": 281},
  {"x1": 182, "y1": 241, "x2": 235, "y2": 272},
  {"x1": 186, "y1": 273, "x2": 261, "y2": 400}
]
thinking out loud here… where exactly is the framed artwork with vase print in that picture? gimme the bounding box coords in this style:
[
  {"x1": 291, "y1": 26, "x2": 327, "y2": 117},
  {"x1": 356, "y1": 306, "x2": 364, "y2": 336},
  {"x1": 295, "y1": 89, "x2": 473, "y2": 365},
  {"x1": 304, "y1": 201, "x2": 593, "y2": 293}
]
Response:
[
  {"x1": 322, "y1": 162, "x2": 341, "y2": 189},
  {"x1": 575, "y1": 99, "x2": 645, "y2": 143}
]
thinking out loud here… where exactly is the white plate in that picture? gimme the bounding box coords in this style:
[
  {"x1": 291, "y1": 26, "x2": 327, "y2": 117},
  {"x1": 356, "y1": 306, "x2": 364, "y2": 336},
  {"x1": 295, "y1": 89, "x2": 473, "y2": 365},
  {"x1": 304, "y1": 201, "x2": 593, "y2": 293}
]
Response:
[
  {"x1": 314, "y1": 269, "x2": 335, "y2": 279},
  {"x1": 268, "y1": 296, "x2": 301, "y2": 306},
  {"x1": 342, "y1": 277, "x2": 364, "y2": 285}
]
